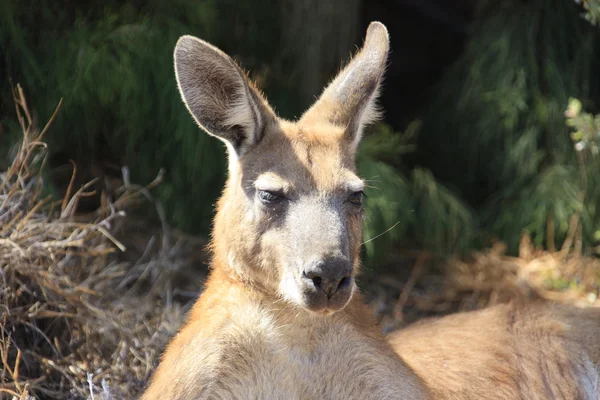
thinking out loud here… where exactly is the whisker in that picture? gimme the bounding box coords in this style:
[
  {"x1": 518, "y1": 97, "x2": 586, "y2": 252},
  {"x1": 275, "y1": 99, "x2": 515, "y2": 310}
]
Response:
[{"x1": 361, "y1": 220, "x2": 400, "y2": 245}]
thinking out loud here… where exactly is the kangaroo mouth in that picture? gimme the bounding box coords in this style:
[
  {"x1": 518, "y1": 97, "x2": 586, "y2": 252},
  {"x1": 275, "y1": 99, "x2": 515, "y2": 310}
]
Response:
[{"x1": 300, "y1": 276, "x2": 355, "y2": 314}]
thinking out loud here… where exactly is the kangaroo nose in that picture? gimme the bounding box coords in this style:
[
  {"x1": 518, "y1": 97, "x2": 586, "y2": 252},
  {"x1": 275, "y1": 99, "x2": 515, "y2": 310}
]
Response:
[{"x1": 303, "y1": 258, "x2": 352, "y2": 297}]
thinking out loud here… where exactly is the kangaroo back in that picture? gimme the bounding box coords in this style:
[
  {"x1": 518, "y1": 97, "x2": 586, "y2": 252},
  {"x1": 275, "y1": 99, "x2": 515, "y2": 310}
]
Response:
[{"x1": 388, "y1": 301, "x2": 600, "y2": 400}]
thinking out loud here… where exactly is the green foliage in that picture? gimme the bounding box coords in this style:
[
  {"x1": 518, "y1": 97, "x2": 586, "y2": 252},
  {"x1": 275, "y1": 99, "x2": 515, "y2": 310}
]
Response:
[
  {"x1": 579, "y1": 0, "x2": 600, "y2": 25},
  {"x1": 565, "y1": 97, "x2": 600, "y2": 248},
  {"x1": 358, "y1": 122, "x2": 476, "y2": 264},
  {"x1": 359, "y1": 124, "x2": 415, "y2": 263},
  {"x1": 409, "y1": 168, "x2": 477, "y2": 253},
  {"x1": 419, "y1": 0, "x2": 600, "y2": 253},
  {"x1": 566, "y1": 98, "x2": 600, "y2": 153},
  {"x1": 486, "y1": 164, "x2": 583, "y2": 248},
  {"x1": 1, "y1": 1, "x2": 227, "y2": 234}
]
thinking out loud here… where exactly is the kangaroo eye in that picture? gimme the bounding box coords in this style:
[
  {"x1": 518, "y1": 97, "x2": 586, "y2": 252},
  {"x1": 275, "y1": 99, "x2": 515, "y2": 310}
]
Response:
[
  {"x1": 348, "y1": 191, "x2": 364, "y2": 206},
  {"x1": 258, "y1": 190, "x2": 284, "y2": 204}
]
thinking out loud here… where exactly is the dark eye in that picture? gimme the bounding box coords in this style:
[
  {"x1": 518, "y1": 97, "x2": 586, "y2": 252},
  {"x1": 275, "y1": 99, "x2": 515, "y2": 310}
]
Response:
[
  {"x1": 258, "y1": 190, "x2": 283, "y2": 204},
  {"x1": 348, "y1": 191, "x2": 364, "y2": 206}
]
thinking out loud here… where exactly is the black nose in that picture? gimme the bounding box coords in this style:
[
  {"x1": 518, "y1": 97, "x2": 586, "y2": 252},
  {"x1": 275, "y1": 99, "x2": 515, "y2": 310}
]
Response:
[{"x1": 303, "y1": 258, "x2": 352, "y2": 297}]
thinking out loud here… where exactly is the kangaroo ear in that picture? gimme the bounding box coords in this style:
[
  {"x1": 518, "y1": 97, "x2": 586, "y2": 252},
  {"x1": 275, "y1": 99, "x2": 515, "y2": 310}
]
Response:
[
  {"x1": 174, "y1": 35, "x2": 274, "y2": 157},
  {"x1": 300, "y1": 22, "x2": 389, "y2": 152}
]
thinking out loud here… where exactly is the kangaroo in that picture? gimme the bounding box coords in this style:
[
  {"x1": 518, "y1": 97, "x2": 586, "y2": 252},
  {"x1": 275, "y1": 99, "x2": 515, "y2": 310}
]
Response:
[
  {"x1": 142, "y1": 21, "x2": 600, "y2": 400},
  {"x1": 142, "y1": 22, "x2": 428, "y2": 400}
]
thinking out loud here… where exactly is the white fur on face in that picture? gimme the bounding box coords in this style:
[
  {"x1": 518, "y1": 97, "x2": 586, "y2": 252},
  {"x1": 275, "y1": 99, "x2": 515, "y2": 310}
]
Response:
[{"x1": 278, "y1": 268, "x2": 304, "y2": 307}]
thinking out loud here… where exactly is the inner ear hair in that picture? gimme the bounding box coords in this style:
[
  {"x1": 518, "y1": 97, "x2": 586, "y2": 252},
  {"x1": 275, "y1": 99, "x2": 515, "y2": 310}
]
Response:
[{"x1": 174, "y1": 35, "x2": 275, "y2": 156}]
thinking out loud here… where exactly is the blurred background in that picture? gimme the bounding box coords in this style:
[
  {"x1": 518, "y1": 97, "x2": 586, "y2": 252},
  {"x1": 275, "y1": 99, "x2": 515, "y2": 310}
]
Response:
[{"x1": 2, "y1": 0, "x2": 600, "y2": 265}]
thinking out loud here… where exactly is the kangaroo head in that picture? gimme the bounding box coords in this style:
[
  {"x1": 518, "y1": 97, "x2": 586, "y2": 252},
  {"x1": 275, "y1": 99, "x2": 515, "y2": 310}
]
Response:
[{"x1": 174, "y1": 22, "x2": 389, "y2": 315}]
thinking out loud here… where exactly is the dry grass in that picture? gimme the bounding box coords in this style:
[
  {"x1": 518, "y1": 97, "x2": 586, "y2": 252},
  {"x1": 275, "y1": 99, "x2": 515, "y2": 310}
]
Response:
[
  {"x1": 366, "y1": 234, "x2": 600, "y2": 333},
  {"x1": 0, "y1": 87, "x2": 208, "y2": 399},
  {"x1": 440, "y1": 235, "x2": 600, "y2": 308}
]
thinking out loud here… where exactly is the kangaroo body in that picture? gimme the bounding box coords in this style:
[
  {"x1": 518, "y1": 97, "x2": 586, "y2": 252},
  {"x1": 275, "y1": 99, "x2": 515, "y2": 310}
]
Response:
[
  {"x1": 142, "y1": 21, "x2": 600, "y2": 400},
  {"x1": 391, "y1": 300, "x2": 600, "y2": 399}
]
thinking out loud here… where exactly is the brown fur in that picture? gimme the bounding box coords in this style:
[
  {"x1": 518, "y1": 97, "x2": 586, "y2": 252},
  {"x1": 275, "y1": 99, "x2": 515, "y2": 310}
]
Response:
[
  {"x1": 142, "y1": 21, "x2": 600, "y2": 400},
  {"x1": 389, "y1": 300, "x2": 600, "y2": 399}
]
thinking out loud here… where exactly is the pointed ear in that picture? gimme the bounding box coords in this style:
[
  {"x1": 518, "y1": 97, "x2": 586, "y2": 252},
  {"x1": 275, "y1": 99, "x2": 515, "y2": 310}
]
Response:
[
  {"x1": 300, "y1": 22, "x2": 389, "y2": 151},
  {"x1": 174, "y1": 35, "x2": 274, "y2": 157}
]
